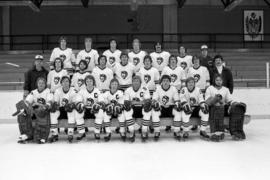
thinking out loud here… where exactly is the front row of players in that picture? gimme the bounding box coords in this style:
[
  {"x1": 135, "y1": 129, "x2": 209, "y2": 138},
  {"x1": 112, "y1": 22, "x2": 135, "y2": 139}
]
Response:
[{"x1": 13, "y1": 74, "x2": 247, "y2": 144}]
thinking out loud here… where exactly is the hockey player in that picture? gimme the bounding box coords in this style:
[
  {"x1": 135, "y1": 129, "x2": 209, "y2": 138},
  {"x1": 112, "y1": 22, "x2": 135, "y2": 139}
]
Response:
[
  {"x1": 187, "y1": 55, "x2": 210, "y2": 93},
  {"x1": 74, "y1": 75, "x2": 105, "y2": 141},
  {"x1": 76, "y1": 37, "x2": 99, "y2": 73},
  {"x1": 71, "y1": 60, "x2": 91, "y2": 92},
  {"x1": 123, "y1": 76, "x2": 152, "y2": 142},
  {"x1": 92, "y1": 55, "x2": 114, "y2": 93},
  {"x1": 205, "y1": 74, "x2": 246, "y2": 141},
  {"x1": 161, "y1": 55, "x2": 186, "y2": 91},
  {"x1": 48, "y1": 76, "x2": 77, "y2": 143},
  {"x1": 102, "y1": 78, "x2": 125, "y2": 141},
  {"x1": 151, "y1": 75, "x2": 182, "y2": 141},
  {"x1": 47, "y1": 57, "x2": 68, "y2": 93},
  {"x1": 113, "y1": 52, "x2": 136, "y2": 91},
  {"x1": 103, "y1": 39, "x2": 122, "y2": 69},
  {"x1": 177, "y1": 46, "x2": 193, "y2": 76},
  {"x1": 180, "y1": 77, "x2": 209, "y2": 140},
  {"x1": 49, "y1": 36, "x2": 76, "y2": 75},
  {"x1": 150, "y1": 42, "x2": 171, "y2": 74},
  {"x1": 128, "y1": 38, "x2": 147, "y2": 72},
  {"x1": 137, "y1": 55, "x2": 160, "y2": 95}
]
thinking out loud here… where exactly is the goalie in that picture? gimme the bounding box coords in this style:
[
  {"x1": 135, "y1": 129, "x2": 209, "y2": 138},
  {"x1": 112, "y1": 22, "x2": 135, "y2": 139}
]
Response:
[{"x1": 205, "y1": 74, "x2": 247, "y2": 142}]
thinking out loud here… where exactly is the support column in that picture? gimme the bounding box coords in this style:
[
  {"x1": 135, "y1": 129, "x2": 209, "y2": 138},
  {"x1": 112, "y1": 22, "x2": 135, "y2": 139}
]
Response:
[
  {"x1": 163, "y1": 5, "x2": 178, "y2": 50},
  {"x1": 2, "y1": 6, "x2": 10, "y2": 50}
]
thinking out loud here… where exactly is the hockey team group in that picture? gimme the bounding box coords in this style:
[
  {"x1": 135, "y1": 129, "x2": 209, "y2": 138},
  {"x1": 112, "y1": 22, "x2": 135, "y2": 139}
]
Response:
[{"x1": 13, "y1": 36, "x2": 247, "y2": 144}]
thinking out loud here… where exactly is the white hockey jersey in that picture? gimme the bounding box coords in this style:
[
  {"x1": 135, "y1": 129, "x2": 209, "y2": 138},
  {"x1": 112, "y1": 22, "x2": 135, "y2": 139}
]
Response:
[
  {"x1": 92, "y1": 66, "x2": 114, "y2": 92},
  {"x1": 47, "y1": 69, "x2": 68, "y2": 93},
  {"x1": 128, "y1": 50, "x2": 147, "y2": 72},
  {"x1": 71, "y1": 72, "x2": 91, "y2": 92},
  {"x1": 75, "y1": 88, "x2": 104, "y2": 107},
  {"x1": 137, "y1": 67, "x2": 160, "y2": 91},
  {"x1": 177, "y1": 55, "x2": 193, "y2": 71},
  {"x1": 152, "y1": 85, "x2": 179, "y2": 107},
  {"x1": 187, "y1": 66, "x2": 210, "y2": 90},
  {"x1": 205, "y1": 86, "x2": 233, "y2": 105},
  {"x1": 49, "y1": 47, "x2": 75, "y2": 72},
  {"x1": 113, "y1": 62, "x2": 135, "y2": 86},
  {"x1": 103, "y1": 49, "x2": 121, "y2": 69},
  {"x1": 76, "y1": 49, "x2": 99, "y2": 72},
  {"x1": 54, "y1": 87, "x2": 77, "y2": 107},
  {"x1": 150, "y1": 51, "x2": 170, "y2": 73},
  {"x1": 102, "y1": 90, "x2": 124, "y2": 105},
  {"x1": 179, "y1": 87, "x2": 204, "y2": 106},
  {"x1": 26, "y1": 88, "x2": 53, "y2": 105},
  {"x1": 124, "y1": 86, "x2": 151, "y2": 102},
  {"x1": 161, "y1": 66, "x2": 186, "y2": 90}
]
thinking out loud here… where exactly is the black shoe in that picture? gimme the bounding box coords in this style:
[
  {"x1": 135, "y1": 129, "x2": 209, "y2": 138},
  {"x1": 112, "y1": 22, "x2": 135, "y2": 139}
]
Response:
[
  {"x1": 174, "y1": 132, "x2": 181, "y2": 141},
  {"x1": 17, "y1": 139, "x2": 27, "y2": 144},
  {"x1": 68, "y1": 135, "x2": 73, "y2": 143},
  {"x1": 48, "y1": 135, "x2": 58, "y2": 143},
  {"x1": 165, "y1": 126, "x2": 171, "y2": 133},
  {"x1": 104, "y1": 133, "x2": 111, "y2": 142},
  {"x1": 76, "y1": 133, "x2": 86, "y2": 141},
  {"x1": 120, "y1": 133, "x2": 126, "y2": 142},
  {"x1": 115, "y1": 127, "x2": 120, "y2": 134},
  {"x1": 149, "y1": 126, "x2": 154, "y2": 134},
  {"x1": 232, "y1": 132, "x2": 241, "y2": 141},
  {"x1": 141, "y1": 133, "x2": 148, "y2": 142},
  {"x1": 129, "y1": 133, "x2": 135, "y2": 143},
  {"x1": 154, "y1": 132, "x2": 160, "y2": 141},
  {"x1": 210, "y1": 134, "x2": 220, "y2": 142},
  {"x1": 200, "y1": 131, "x2": 210, "y2": 140},
  {"x1": 94, "y1": 133, "x2": 101, "y2": 140},
  {"x1": 183, "y1": 132, "x2": 189, "y2": 141},
  {"x1": 191, "y1": 125, "x2": 198, "y2": 131}
]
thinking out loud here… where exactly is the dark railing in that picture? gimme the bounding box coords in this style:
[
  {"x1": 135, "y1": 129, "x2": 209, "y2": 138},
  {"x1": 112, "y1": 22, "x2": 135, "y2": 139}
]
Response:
[{"x1": 0, "y1": 33, "x2": 270, "y2": 52}]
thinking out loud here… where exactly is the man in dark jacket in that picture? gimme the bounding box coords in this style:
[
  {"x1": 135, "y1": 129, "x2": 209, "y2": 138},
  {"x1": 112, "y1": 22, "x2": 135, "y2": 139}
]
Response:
[
  {"x1": 23, "y1": 55, "x2": 48, "y2": 98},
  {"x1": 210, "y1": 54, "x2": 234, "y2": 94},
  {"x1": 199, "y1": 45, "x2": 213, "y2": 70}
]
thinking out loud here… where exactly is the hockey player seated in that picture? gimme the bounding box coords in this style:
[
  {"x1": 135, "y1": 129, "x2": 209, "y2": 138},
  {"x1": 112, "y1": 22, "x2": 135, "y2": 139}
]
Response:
[
  {"x1": 18, "y1": 77, "x2": 52, "y2": 144},
  {"x1": 102, "y1": 78, "x2": 125, "y2": 141},
  {"x1": 180, "y1": 77, "x2": 210, "y2": 140},
  {"x1": 48, "y1": 76, "x2": 77, "y2": 143},
  {"x1": 205, "y1": 74, "x2": 247, "y2": 142},
  {"x1": 123, "y1": 75, "x2": 152, "y2": 142},
  {"x1": 74, "y1": 75, "x2": 105, "y2": 141},
  {"x1": 151, "y1": 75, "x2": 182, "y2": 141}
]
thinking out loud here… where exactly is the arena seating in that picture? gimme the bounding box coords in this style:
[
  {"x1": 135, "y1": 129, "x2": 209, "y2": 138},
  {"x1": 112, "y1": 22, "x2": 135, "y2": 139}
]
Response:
[{"x1": 0, "y1": 49, "x2": 269, "y2": 89}]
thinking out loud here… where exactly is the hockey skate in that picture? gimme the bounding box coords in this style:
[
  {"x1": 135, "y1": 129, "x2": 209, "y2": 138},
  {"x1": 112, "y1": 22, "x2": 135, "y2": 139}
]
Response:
[
  {"x1": 200, "y1": 131, "x2": 210, "y2": 140},
  {"x1": 68, "y1": 135, "x2": 73, "y2": 143},
  {"x1": 154, "y1": 132, "x2": 160, "y2": 141},
  {"x1": 182, "y1": 132, "x2": 189, "y2": 141},
  {"x1": 76, "y1": 133, "x2": 86, "y2": 141},
  {"x1": 129, "y1": 133, "x2": 136, "y2": 143},
  {"x1": 120, "y1": 133, "x2": 126, "y2": 142},
  {"x1": 94, "y1": 133, "x2": 101, "y2": 141},
  {"x1": 174, "y1": 132, "x2": 181, "y2": 141},
  {"x1": 48, "y1": 135, "x2": 58, "y2": 143},
  {"x1": 141, "y1": 132, "x2": 148, "y2": 142},
  {"x1": 104, "y1": 133, "x2": 111, "y2": 142}
]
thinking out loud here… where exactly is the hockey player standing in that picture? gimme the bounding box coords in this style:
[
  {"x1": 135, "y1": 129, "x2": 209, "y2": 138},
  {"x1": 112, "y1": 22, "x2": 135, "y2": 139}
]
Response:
[
  {"x1": 103, "y1": 39, "x2": 122, "y2": 69},
  {"x1": 177, "y1": 45, "x2": 193, "y2": 76},
  {"x1": 71, "y1": 60, "x2": 90, "y2": 92},
  {"x1": 128, "y1": 38, "x2": 147, "y2": 72}
]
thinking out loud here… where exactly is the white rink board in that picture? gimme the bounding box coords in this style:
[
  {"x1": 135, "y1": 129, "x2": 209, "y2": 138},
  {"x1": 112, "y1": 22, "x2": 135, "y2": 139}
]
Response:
[{"x1": 0, "y1": 88, "x2": 269, "y2": 121}]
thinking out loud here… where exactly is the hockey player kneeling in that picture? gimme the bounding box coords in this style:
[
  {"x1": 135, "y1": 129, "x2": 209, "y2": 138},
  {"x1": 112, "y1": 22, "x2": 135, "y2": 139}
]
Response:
[
  {"x1": 74, "y1": 75, "x2": 104, "y2": 141},
  {"x1": 205, "y1": 75, "x2": 246, "y2": 142},
  {"x1": 180, "y1": 77, "x2": 209, "y2": 141},
  {"x1": 13, "y1": 77, "x2": 52, "y2": 144},
  {"x1": 102, "y1": 79, "x2": 125, "y2": 141},
  {"x1": 48, "y1": 76, "x2": 77, "y2": 143},
  {"x1": 152, "y1": 75, "x2": 182, "y2": 141},
  {"x1": 124, "y1": 76, "x2": 152, "y2": 142}
]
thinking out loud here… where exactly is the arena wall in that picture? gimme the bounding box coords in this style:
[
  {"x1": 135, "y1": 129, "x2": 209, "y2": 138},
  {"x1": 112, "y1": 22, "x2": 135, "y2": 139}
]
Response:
[{"x1": 0, "y1": 88, "x2": 269, "y2": 122}]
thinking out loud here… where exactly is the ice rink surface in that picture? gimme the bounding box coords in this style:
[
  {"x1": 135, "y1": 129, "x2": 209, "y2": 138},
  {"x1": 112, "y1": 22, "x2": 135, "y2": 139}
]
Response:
[{"x1": 0, "y1": 120, "x2": 270, "y2": 180}]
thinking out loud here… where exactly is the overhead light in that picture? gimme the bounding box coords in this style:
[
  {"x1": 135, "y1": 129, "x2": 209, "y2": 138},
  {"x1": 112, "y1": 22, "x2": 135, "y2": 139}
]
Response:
[{"x1": 224, "y1": 0, "x2": 243, "y2": 11}]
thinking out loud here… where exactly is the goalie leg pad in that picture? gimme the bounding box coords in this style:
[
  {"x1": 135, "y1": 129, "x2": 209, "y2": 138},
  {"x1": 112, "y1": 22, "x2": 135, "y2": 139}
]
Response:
[
  {"x1": 17, "y1": 113, "x2": 33, "y2": 139},
  {"x1": 229, "y1": 103, "x2": 245, "y2": 136},
  {"x1": 209, "y1": 106, "x2": 225, "y2": 133}
]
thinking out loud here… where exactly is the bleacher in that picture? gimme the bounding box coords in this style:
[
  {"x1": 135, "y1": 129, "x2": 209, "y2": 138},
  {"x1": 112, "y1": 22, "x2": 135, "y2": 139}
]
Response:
[{"x1": 0, "y1": 49, "x2": 269, "y2": 90}]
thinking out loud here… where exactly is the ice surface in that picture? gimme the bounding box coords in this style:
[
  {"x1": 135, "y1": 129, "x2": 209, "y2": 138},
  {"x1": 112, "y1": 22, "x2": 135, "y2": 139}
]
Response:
[{"x1": 0, "y1": 120, "x2": 270, "y2": 180}]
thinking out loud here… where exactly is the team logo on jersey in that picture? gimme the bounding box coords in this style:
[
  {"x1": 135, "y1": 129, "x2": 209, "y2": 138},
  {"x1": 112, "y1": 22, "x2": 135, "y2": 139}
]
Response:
[
  {"x1": 180, "y1": 62, "x2": 187, "y2": 70},
  {"x1": 37, "y1": 98, "x2": 46, "y2": 105},
  {"x1": 133, "y1": 57, "x2": 140, "y2": 66},
  {"x1": 54, "y1": 77, "x2": 60, "y2": 85},
  {"x1": 216, "y1": 94, "x2": 223, "y2": 102},
  {"x1": 85, "y1": 57, "x2": 91, "y2": 64},
  {"x1": 78, "y1": 79, "x2": 84, "y2": 87},
  {"x1": 144, "y1": 74, "x2": 151, "y2": 84},
  {"x1": 157, "y1": 57, "x2": 164, "y2": 65},
  {"x1": 170, "y1": 74, "x2": 177, "y2": 82},
  {"x1": 86, "y1": 98, "x2": 94, "y2": 106},
  {"x1": 121, "y1": 71, "x2": 128, "y2": 79},
  {"x1": 109, "y1": 57, "x2": 115, "y2": 65},
  {"x1": 189, "y1": 97, "x2": 197, "y2": 106},
  {"x1": 60, "y1": 54, "x2": 66, "y2": 61},
  {"x1": 162, "y1": 96, "x2": 169, "y2": 105},
  {"x1": 194, "y1": 74, "x2": 201, "y2": 82},
  {"x1": 61, "y1": 98, "x2": 69, "y2": 106},
  {"x1": 100, "y1": 74, "x2": 107, "y2": 83}
]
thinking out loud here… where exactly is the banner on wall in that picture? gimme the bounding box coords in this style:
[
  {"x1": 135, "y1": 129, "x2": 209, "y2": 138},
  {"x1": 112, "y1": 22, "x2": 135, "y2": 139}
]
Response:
[{"x1": 244, "y1": 10, "x2": 264, "y2": 41}]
